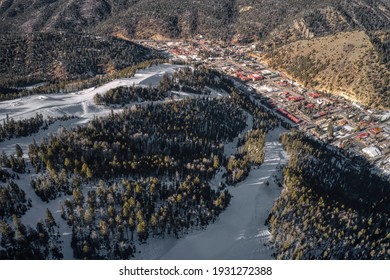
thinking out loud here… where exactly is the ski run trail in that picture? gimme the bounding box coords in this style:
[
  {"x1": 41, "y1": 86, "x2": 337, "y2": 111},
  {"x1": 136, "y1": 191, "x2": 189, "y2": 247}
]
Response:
[{"x1": 137, "y1": 126, "x2": 289, "y2": 260}]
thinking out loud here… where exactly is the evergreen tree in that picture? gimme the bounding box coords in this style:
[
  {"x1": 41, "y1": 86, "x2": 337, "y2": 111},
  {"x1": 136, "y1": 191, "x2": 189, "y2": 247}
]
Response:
[
  {"x1": 45, "y1": 208, "x2": 56, "y2": 228},
  {"x1": 15, "y1": 144, "x2": 23, "y2": 158}
]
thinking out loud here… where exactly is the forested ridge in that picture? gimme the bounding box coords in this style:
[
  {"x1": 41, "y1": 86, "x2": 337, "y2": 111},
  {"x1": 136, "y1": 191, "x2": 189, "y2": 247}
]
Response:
[
  {"x1": 268, "y1": 131, "x2": 389, "y2": 259},
  {"x1": 279, "y1": 131, "x2": 389, "y2": 209},
  {"x1": 0, "y1": 33, "x2": 154, "y2": 85},
  {"x1": 1, "y1": 0, "x2": 389, "y2": 42}
]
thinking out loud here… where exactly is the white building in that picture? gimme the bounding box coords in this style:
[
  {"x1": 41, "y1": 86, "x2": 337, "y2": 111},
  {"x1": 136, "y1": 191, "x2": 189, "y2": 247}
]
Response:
[
  {"x1": 344, "y1": 125, "x2": 354, "y2": 132},
  {"x1": 362, "y1": 146, "x2": 382, "y2": 158},
  {"x1": 381, "y1": 112, "x2": 390, "y2": 122}
]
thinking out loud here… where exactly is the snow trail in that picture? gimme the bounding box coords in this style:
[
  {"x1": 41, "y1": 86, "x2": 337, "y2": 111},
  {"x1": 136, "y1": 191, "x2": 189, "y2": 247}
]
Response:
[
  {"x1": 0, "y1": 64, "x2": 186, "y2": 122},
  {"x1": 137, "y1": 127, "x2": 289, "y2": 260}
]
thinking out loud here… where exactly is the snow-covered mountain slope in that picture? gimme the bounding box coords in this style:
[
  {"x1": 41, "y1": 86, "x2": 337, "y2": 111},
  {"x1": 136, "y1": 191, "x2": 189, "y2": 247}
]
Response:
[{"x1": 135, "y1": 127, "x2": 289, "y2": 260}]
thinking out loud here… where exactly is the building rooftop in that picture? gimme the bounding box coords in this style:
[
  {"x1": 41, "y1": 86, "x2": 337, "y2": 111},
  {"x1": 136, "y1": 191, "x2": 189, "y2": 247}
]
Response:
[{"x1": 362, "y1": 146, "x2": 382, "y2": 158}]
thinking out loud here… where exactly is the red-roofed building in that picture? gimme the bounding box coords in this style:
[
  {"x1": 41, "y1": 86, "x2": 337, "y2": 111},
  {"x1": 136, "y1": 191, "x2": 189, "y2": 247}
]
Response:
[
  {"x1": 357, "y1": 132, "x2": 370, "y2": 140},
  {"x1": 248, "y1": 73, "x2": 263, "y2": 81},
  {"x1": 309, "y1": 93, "x2": 321, "y2": 99},
  {"x1": 287, "y1": 96, "x2": 303, "y2": 102},
  {"x1": 370, "y1": 127, "x2": 382, "y2": 135}
]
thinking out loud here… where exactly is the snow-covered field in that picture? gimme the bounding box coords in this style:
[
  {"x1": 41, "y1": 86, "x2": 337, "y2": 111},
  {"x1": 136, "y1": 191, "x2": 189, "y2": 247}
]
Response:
[
  {"x1": 0, "y1": 64, "x2": 186, "y2": 122},
  {"x1": 136, "y1": 127, "x2": 289, "y2": 260}
]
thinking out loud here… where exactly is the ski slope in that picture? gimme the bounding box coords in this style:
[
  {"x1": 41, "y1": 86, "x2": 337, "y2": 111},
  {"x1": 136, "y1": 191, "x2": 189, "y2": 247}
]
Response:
[
  {"x1": 0, "y1": 64, "x2": 186, "y2": 122},
  {"x1": 136, "y1": 127, "x2": 289, "y2": 259}
]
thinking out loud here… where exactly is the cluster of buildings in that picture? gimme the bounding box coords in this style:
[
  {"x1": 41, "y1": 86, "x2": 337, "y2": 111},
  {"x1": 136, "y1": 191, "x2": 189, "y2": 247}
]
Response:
[
  {"x1": 138, "y1": 38, "x2": 390, "y2": 177},
  {"x1": 254, "y1": 77, "x2": 390, "y2": 175}
]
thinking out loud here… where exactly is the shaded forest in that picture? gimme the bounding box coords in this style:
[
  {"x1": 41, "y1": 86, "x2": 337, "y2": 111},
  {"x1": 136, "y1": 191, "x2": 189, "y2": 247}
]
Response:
[
  {"x1": 0, "y1": 32, "x2": 158, "y2": 88},
  {"x1": 268, "y1": 130, "x2": 389, "y2": 259}
]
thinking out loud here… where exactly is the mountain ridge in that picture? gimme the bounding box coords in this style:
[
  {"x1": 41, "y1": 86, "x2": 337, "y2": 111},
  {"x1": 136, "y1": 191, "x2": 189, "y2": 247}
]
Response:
[
  {"x1": 0, "y1": 0, "x2": 389, "y2": 105},
  {"x1": 0, "y1": 1, "x2": 389, "y2": 41}
]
